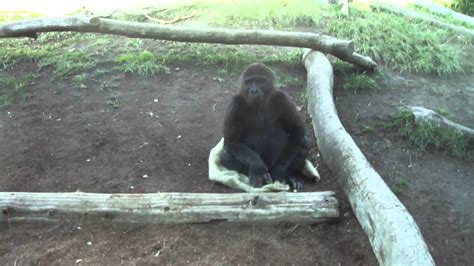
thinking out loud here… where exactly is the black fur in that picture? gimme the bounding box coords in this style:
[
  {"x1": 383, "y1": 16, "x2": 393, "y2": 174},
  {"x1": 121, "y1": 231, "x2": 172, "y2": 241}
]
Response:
[{"x1": 219, "y1": 63, "x2": 308, "y2": 190}]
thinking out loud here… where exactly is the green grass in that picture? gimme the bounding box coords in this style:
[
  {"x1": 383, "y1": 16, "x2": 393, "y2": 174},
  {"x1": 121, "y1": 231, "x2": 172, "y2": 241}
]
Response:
[
  {"x1": 1, "y1": 32, "x2": 96, "y2": 79},
  {"x1": 204, "y1": 0, "x2": 329, "y2": 28},
  {"x1": 127, "y1": 0, "x2": 330, "y2": 28},
  {"x1": 0, "y1": 75, "x2": 36, "y2": 109},
  {"x1": 434, "y1": 107, "x2": 450, "y2": 116},
  {"x1": 0, "y1": 11, "x2": 42, "y2": 22},
  {"x1": 106, "y1": 96, "x2": 120, "y2": 109},
  {"x1": 0, "y1": 39, "x2": 49, "y2": 69},
  {"x1": 391, "y1": 179, "x2": 409, "y2": 195},
  {"x1": 388, "y1": 110, "x2": 473, "y2": 159},
  {"x1": 116, "y1": 43, "x2": 303, "y2": 77},
  {"x1": 116, "y1": 50, "x2": 170, "y2": 76},
  {"x1": 343, "y1": 74, "x2": 377, "y2": 90},
  {"x1": 39, "y1": 50, "x2": 96, "y2": 80},
  {"x1": 0, "y1": 1, "x2": 468, "y2": 80},
  {"x1": 329, "y1": 9, "x2": 463, "y2": 75},
  {"x1": 362, "y1": 125, "x2": 376, "y2": 134}
]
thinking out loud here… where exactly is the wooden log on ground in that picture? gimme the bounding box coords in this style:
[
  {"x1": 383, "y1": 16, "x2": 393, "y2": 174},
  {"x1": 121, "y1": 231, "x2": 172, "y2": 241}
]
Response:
[
  {"x1": 0, "y1": 15, "x2": 376, "y2": 69},
  {"x1": 407, "y1": 106, "x2": 474, "y2": 139},
  {"x1": 373, "y1": 3, "x2": 474, "y2": 40},
  {"x1": 0, "y1": 191, "x2": 338, "y2": 224},
  {"x1": 302, "y1": 50, "x2": 434, "y2": 265}
]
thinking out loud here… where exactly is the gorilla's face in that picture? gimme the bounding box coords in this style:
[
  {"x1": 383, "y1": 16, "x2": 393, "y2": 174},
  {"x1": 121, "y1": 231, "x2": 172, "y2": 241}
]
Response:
[{"x1": 243, "y1": 77, "x2": 272, "y2": 106}]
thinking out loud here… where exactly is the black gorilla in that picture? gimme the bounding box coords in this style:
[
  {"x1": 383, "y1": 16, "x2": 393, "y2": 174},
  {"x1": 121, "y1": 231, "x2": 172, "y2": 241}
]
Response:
[{"x1": 219, "y1": 63, "x2": 309, "y2": 190}]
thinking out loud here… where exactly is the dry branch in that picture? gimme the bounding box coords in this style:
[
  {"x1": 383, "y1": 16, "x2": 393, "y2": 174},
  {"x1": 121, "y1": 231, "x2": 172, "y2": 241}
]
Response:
[
  {"x1": 373, "y1": 3, "x2": 474, "y2": 39},
  {"x1": 0, "y1": 191, "x2": 338, "y2": 224},
  {"x1": 0, "y1": 15, "x2": 376, "y2": 69},
  {"x1": 408, "y1": 106, "x2": 474, "y2": 139},
  {"x1": 302, "y1": 50, "x2": 434, "y2": 265}
]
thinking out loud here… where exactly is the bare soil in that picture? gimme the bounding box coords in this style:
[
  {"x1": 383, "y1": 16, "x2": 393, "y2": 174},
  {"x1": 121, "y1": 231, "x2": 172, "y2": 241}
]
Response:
[{"x1": 0, "y1": 38, "x2": 473, "y2": 265}]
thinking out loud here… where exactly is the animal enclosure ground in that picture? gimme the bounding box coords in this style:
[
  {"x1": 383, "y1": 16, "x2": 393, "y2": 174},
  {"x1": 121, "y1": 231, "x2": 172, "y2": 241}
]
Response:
[
  {"x1": 0, "y1": 44, "x2": 376, "y2": 264},
  {"x1": 0, "y1": 29, "x2": 473, "y2": 266}
]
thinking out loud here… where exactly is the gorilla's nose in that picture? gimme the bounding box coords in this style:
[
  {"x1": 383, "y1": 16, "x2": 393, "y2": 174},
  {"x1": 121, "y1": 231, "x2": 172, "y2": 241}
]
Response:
[{"x1": 249, "y1": 83, "x2": 260, "y2": 94}]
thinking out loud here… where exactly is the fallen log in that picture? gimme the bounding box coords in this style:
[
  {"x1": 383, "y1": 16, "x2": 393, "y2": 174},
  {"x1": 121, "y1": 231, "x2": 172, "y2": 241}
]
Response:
[
  {"x1": 0, "y1": 191, "x2": 338, "y2": 224},
  {"x1": 373, "y1": 3, "x2": 474, "y2": 40},
  {"x1": 0, "y1": 15, "x2": 376, "y2": 69},
  {"x1": 302, "y1": 50, "x2": 434, "y2": 265},
  {"x1": 407, "y1": 106, "x2": 474, "y2": 139}
]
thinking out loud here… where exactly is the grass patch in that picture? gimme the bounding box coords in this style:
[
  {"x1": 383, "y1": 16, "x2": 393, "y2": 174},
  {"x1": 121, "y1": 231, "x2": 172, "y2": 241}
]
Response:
[
  {"x1": 39, "y1": 49, "x2": 96, "y2": 80},
  {"x1": 116, "y1": 43, "x2": 303, "y2": 77},
  {"x1": 343, "y1": 74, "x2": 377, "y2": 90},
  {"x1": 0, "y1": 39, "x2": 49, "y2": 69},
  {"x1": 0, "y1": 11, "x2": 42, "y2": 22},
  {"x1": 1, "y1": 32, "x2": 96, "y2": 80},
  {"x1": 361, "y1": 125, "x2": 376, "y2": 134},
  {"x1": 106, "y1": 96, "x2": 120, "y2": 109},
  {"x1": 391, "y1": 179, "x2": 409, "y2": 195},
  {"x1": 0, "y1": 75, "x2": 36, "y2": 109},
  {"x1": 205, "y1": 0, "x2": 329, "y2": 28},
  {"x1": 387, "y1": 110, "x2": 473, "y2": 159},
  {"x1": 116, "y1": 51, "x2": 170, "y2": 76},
  {"x1": 329, "y1": 9, "x2": 463, "y2": 75},
  {"x1": 127, "y1": 0, "x2": 330, "y2": 28}
]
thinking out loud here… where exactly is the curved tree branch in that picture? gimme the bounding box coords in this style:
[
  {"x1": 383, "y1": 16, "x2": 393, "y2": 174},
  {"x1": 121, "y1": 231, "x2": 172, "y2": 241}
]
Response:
[{"x1": 0, "y1": 15, "x2": 376, "y2": 69}]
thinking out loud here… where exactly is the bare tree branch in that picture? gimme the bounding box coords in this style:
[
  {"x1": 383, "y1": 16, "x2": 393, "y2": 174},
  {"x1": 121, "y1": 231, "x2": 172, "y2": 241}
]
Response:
[{"x1": 0, "y1": 15, "x2": 376, "y2": 69}]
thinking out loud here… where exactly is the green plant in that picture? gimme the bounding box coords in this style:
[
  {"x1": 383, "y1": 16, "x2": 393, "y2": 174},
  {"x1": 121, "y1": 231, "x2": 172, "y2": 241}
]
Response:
[
  {"x1": 206, "y1": 0, "x2": 330, "y2": 28},
  {"x1": 332, "y1": 60, "x2": 353, "y2": 74},
  {"x1": 434, "y1": 107, "x2": 449, "y2": 116},
  {"x1": 106, "y1": 97, "x2": 119, "y2": 109},
  {"x1": 39, "y1": 50, "x2": 96, "y2": 79},
  {"x1": 387, "y1": 110, "x2": 472, "y2": 159},
  {"x1": 72, "y1": 73, "x2": 87, "y2": 88},
  {"x1": 362, "y1": 125, "x2": 375, "y2": 134},
  {"x1": 391, "y1": 179, "x2": 409, "y2": 195},
  {"x1": 116, "y1": 51, "x2": 170, "y2": 76},
  {"x1": 0, "y1": 75, "x2": 35, "y2": 108},
  {"x1": 329, "y1": 9, "x2": 463, "y2": 75},
  {"x1": 343, "y1": 74, "x2": 377, "y2": 90}
]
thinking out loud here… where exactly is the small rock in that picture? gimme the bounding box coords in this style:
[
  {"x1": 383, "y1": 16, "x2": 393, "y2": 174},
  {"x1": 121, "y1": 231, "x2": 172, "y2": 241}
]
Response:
[
  {"x1": 75, "y1": 259, "x2": 83, "y2": 264},
  {"x1": 176, "y1": 135, "x2": 182, "y2": 140},
  {"x1": 86, "y1": 241, "x2": 92, "y2": 246},
  {"x1": 130, "y1": 186, "x2": 135, "y2": 189},
  {"x1": 86, "y1": 159, "x2": 91, "y2": 162},
  {"x1": 142, "y1": 174, "x2": 149, "y2": 179},
  {"x1": 153, "y1": 98, "x2": 159, "y2": 103}
]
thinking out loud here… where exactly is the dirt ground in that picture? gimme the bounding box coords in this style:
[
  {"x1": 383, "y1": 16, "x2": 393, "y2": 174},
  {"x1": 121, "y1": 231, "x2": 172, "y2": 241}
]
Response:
[{"x1": 0, "y1": 38, "x2": 473, "y2": 265}]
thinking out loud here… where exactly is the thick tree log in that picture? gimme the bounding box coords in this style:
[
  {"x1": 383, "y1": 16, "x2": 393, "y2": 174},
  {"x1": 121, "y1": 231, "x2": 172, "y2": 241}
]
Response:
[
  {"x1": 408, "y1": 106, "x2": 474, "y2": 139},
  {"x1": 302, "y1": 50, "x2": 434, "y2": 265},
  {"x1": 373, "y1": 3, "x2": 474, "y2": 39},
  {"x1": 0, "y1": 15, "x2": 376, "y2": 69},
  {"x1": 0, "y1": 191, "x2": 338, "y2": 224}
]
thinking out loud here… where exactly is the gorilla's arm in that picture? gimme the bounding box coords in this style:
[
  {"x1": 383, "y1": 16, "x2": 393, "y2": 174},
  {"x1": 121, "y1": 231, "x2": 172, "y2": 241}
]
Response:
[{"x1": 267, "y1": 91, "x2": 306, "y2": 179}]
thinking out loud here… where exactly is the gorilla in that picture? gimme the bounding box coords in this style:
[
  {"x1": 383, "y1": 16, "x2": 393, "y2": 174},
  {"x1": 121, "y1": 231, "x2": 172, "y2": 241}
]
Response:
[{"x1": 219, "y1": 63, "x2": 309, "y2": 191}]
